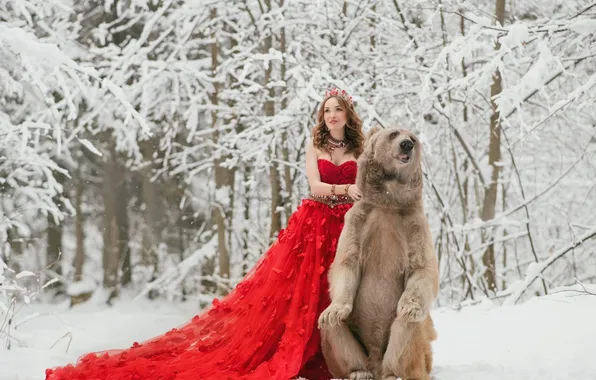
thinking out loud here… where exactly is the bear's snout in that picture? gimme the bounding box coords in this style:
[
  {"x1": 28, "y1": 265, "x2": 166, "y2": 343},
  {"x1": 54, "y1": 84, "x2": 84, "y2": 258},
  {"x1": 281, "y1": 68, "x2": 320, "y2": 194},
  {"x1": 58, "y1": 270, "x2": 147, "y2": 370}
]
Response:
[{"x1": 400, "y1": 139, "x2": 414, "y2": 153}]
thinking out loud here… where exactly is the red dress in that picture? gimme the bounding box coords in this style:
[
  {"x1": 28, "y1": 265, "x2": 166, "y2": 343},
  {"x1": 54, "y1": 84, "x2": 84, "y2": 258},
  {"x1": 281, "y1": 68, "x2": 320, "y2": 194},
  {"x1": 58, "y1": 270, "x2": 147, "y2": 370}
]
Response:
[{"x1": 45, "y1": 159, "x2": 357, "y2": 380}]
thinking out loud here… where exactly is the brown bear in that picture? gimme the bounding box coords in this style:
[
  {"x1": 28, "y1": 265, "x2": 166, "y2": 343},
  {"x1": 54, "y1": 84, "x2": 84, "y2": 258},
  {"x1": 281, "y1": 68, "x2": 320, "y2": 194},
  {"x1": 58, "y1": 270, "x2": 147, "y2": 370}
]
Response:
[{"x1": 318, "y1": 127, "x2": 439, "y2": 380}]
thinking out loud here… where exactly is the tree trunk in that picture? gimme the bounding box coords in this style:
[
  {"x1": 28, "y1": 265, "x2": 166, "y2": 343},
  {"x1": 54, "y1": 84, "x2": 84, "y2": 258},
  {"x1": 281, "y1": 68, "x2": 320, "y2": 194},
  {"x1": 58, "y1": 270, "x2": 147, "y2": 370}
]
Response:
[
  {"x1": 457, "y1": 12, "x2": 476, "y2": 295},
  {"x1": 139, "y1": 139, "x2": 161, "y2": 296},
  {"x1": 46, "y1": 176, "x2": 63, "y2": 275},
  {"x1": 117, "y1": 180, "x2": 131, "y2": 287},
  {"x1": 102, "y1": 143, "x2": 122, "y2": 303},
  {"x1": 69, "y1": 149, "x2": 93, "y2": 307},
  {"x1": 263, "y1": 0, "x2": 282, "y2": 241},
  {"x1": 242, "y1": 166, "x2": 252, "y2": 276},
  {"x1": 481, "y1": 0, "x2": 506, "y2": 293},
  {"x1": 44, "y1": 167, "x2": 66, "y2": 294},
  {"x1": 267, "y1": 143, "x2": 282, "y2": 242},
  {"x1": 209, "y1": 7, "x2": 234, "y2": 287},
  {"x1": 178, "y1": 215, "x2": 187, "y2": 300},
  {"x1": 5, "y1": 228, "x2": 23, "y2": 273},
  {"x1": 73, "y1": 162, "x2": 85, "y2": 282},
  {"x1": 278, "y1": 4, "x2": 293, "y2": 226},
  {"x1": 501, "y1": 183, "x2": 508, "y2": 290}
]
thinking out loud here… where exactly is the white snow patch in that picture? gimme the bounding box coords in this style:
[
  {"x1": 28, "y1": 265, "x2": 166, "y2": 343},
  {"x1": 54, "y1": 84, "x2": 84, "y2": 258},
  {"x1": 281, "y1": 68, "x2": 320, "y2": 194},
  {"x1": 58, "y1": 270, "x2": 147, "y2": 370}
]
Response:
[
  {"x1": 1, "y1": 290, "x2": 596, "y2": 379},
  {"x1": 78, "y1": 138, "x2": 103, "y2": 157},
  {"x1": 501, "y1": 24, "x2": 530, "y2": 49},
  {"x1": 66, "y1": 279, "x2": 97, "y2": 296},
  {"x1": 570, "y1": 19, "x2": 596, "y2": 36},
  {"x1": 15, "y1": 270, "x2": 37, "y2": 279},
  {"x1": 0, "y1": 25, "x2": 68, "y2": 73}
]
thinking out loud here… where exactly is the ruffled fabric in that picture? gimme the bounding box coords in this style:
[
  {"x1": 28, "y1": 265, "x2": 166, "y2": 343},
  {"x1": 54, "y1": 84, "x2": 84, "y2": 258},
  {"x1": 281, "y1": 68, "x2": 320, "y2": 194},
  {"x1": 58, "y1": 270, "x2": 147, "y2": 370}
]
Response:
[{"x1": 45, "y1": 159, "x2": 357, "y2": 380}]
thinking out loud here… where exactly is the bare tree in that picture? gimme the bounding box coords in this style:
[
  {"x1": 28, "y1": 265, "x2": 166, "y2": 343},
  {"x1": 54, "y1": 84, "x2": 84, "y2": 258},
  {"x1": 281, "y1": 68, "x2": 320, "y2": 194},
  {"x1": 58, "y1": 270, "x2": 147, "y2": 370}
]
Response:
[
  {"x1": 481, "y1": 0, "x2": 506, "y2": 293},
  {"x1": 209, "y1": 7, "x2": 234, "y2": 285}
]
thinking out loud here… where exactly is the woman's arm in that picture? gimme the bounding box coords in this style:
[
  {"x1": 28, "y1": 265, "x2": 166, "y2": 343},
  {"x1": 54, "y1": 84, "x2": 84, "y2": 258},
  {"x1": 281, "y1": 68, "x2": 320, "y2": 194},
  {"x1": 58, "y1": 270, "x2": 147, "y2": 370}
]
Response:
[{"x1": 305, "y1": 140, "x2": 350, "y2": 196}]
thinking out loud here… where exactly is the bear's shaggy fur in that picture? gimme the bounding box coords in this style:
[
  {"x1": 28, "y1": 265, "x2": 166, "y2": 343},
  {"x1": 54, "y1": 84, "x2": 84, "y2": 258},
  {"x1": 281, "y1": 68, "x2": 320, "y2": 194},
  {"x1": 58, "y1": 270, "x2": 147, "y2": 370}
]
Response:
[{"x1": 318, "y1": 127, "x2": 439, "y2": 380}]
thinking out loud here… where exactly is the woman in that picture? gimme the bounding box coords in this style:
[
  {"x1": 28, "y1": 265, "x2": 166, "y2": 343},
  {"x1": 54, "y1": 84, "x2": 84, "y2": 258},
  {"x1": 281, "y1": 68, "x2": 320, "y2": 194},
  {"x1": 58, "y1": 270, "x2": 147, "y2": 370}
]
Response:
[{"x1": 45, "y1": 88, "x2": 365, "y2": 380}]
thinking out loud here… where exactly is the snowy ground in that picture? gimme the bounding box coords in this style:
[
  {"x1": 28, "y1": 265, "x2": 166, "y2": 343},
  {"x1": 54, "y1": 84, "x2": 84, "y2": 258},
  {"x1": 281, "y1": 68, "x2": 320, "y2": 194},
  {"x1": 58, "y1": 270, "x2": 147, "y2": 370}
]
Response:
[{"x1": 2, "y1": 285, "x2": 596, "y2": 380}]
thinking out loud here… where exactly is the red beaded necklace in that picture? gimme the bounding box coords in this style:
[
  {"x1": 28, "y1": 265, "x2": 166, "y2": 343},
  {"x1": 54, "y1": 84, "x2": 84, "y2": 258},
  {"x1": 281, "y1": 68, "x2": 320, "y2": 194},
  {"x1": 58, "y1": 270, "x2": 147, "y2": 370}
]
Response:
[{"x1": 327, "y1": 135, "x2": 348, "y2": 154}]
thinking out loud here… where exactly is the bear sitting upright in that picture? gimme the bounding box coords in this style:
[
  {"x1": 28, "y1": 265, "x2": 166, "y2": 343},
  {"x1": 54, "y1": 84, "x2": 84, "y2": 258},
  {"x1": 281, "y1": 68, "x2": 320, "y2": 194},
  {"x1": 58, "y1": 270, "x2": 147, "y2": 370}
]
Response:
[{"x1": 318, "y1": 127, "x2": 439, "y2": 380}]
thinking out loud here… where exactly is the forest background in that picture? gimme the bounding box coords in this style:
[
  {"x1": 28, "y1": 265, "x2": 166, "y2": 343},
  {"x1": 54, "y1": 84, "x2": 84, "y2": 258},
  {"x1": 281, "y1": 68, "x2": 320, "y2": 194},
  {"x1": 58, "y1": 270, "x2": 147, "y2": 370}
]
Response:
[{"x1": 1, "y1": 0, "x2": 595, "y2": 331}]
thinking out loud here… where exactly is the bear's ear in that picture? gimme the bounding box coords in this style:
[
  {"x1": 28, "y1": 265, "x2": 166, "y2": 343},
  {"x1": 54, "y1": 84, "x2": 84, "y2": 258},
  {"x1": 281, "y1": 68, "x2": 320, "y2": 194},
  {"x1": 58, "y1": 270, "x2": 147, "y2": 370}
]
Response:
[
  {"x1": 364, "y1": 126, "x2": 382, "y2": 154},
  {"x1": 364, "y1": 127, "x2": 382, "y2": 159},
  {"x1": 366, "y1": 126, "x2": 382, "y2": 140}
]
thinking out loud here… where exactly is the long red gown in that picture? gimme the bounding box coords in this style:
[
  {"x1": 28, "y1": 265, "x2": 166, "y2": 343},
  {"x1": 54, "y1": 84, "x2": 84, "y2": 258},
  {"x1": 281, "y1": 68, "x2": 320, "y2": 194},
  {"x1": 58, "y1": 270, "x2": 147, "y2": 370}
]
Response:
[{"x1": 45, "y1": 159, "x2": 357, "y2": 380}]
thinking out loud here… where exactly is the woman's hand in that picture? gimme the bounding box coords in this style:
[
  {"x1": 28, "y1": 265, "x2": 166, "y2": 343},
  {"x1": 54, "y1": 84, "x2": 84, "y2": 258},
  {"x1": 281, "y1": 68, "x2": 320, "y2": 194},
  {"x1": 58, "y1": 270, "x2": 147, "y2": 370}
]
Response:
[{"x1": 346, "y1": 184, "x2": 362, "y2": 201}]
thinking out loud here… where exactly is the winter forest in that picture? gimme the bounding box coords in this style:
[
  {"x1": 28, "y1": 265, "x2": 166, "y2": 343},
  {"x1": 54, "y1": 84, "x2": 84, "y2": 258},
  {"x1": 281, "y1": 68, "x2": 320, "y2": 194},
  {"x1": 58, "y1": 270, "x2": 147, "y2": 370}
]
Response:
[{"x1": 1, "y1": 0, "x2": 596, "y2": 376}]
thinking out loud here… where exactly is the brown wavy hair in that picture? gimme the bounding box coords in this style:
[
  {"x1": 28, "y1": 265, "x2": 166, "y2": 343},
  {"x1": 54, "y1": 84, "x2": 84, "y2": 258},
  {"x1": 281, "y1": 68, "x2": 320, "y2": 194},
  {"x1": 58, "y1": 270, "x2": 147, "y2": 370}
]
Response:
[{"x1": 312, "y1": 95, "x2": 365, "y2": 158}]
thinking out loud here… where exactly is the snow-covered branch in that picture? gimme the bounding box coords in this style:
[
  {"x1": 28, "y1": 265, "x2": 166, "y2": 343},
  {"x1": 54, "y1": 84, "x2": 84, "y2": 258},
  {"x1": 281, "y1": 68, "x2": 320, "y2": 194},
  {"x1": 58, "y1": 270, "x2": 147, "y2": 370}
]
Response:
[{"x1": 501, "y1": 226, "x2": 596, "y2": 305}]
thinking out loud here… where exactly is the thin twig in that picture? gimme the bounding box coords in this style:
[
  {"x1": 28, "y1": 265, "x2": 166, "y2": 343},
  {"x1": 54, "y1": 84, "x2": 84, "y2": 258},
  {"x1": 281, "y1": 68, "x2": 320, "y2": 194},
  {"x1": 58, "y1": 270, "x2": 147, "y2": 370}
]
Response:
[
  {"x1": 422, "y1": 171, "x2": 486, "y2": 298},
  {"x1": 502, "y1": 226, "x2": 596, "y2": 305},
  {"x1": 501, "y1": 128, "x2": 548, "y2": 295},
  {"x1": 437, "y1": 8, "x2": 586, "y2": 34},
  {"x1": 451, "y1": 150, "x2": 589, "y2": 233},
  {"x1": 507, "y1": 66, "x2": 595, "y2": 147},
  {"x1": 508, "y1": 93, "x2": 595, "y2": 148},
  {"x1": 437, "y1": 9, "x2": 508, "y2": 32},
  {"x1": 433, "y1": 106, "x2": 487, "y2": 187},
  {"x1": 392, "y1": 0, "x2": 418, "y2": 49},
  {"x1": 569, "y1": 2, "x2": 596, "y2": 19},
  {"x1": 49, "y1": 332, "x2": 73, "y2": 353},
  {"x1": 502, "y1": 57, "x2": 591, "y2": 120},
  {"x1": 575, "y1": 280, "x2": 596, "y2": 296}
]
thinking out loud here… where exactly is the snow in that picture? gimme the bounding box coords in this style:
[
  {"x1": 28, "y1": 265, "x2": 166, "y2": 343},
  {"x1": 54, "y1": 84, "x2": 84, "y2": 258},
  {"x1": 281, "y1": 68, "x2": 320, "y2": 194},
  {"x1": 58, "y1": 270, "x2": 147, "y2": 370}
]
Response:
[
  {"x1": 0, "y1": 296, "x2": 194, "y2": 379},
  {"x1": 433, "y1": 286, "x2": 596, "y2": 379},
  {"x1": 78, "y1": 138, "x2": 103, "y2": 157},
  {"x1": 2, "y1": 286, "x2": 596, "y2": 379},
  {"x1": 66, "y1": 279, "x2": 97, "y2": 296},
  {"x1": 14, "y1": 271, "x2": 36, "y2": 280},
  {"x1": 0, "y1": 25, "x2": 69, "y2": 73},
  {"x1": 570, "y1": 19, "x2": 596, "y2": 36},
  {"x1": 500, "y1": 24, "x2": 530, "y2": 49},
  {"x1": 2, "y1": 1, "x2": 596, "y2": 379}
]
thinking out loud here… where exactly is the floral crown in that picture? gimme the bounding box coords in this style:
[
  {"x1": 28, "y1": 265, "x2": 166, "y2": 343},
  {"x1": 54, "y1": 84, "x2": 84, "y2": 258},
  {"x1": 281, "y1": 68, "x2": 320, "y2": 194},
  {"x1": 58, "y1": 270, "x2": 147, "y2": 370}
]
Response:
[{"x1": 324, "y1": 87, "x2": 353, "y2": 105}]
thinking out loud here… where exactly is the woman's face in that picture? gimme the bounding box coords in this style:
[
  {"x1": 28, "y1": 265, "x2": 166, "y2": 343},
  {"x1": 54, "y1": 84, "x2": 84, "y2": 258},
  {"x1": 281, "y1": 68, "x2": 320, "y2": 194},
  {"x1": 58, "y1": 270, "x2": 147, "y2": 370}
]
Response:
[{"x1": 324, "y1": 97, "x2": 347, "y2": 133}]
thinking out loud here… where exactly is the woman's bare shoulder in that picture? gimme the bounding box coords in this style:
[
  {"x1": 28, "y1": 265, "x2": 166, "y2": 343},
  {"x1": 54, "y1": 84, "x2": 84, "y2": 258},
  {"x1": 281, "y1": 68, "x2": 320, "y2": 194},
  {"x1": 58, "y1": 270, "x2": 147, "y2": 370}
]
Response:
[{"x1": 307, "y1": 140, "x2": 325, "y2": 158}]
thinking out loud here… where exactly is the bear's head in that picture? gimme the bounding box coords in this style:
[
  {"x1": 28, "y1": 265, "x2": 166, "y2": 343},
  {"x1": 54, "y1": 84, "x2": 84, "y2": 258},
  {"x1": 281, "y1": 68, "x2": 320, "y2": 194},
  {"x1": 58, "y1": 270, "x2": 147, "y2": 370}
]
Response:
[{"x1": 357, "y1": 127, "x2": 423, "y2": 208}]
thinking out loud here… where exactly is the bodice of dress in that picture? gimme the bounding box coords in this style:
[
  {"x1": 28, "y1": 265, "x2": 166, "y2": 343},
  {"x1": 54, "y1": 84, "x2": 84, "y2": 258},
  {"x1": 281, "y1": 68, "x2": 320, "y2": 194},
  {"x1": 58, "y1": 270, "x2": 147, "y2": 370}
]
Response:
[{"x1": 317, "y1": 159, "x2": 357, "y2": 185}]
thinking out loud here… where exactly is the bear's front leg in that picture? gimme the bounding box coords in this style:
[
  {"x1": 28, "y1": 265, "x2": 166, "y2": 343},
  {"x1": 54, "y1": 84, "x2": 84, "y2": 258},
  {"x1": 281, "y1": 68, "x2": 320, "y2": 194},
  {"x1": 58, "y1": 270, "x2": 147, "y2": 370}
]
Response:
[
  {"x1": 382, "y1": 218, "x2": 439, "y2": 379},
  {"x1": 319, "y1": 208, "x2": 371, "y2": 379},
  {"x1": 318, "y1": 303, "x2": 352, "y2": 327},
  {"x1": 398, "y1": 220, "x2": 439, "y2": 322},
  {"x1": 319, "y1": 209, "x2": 363, "y2": 329}
]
